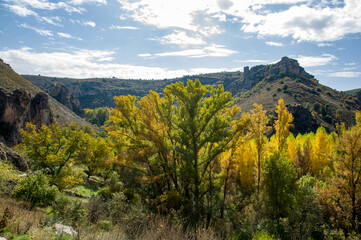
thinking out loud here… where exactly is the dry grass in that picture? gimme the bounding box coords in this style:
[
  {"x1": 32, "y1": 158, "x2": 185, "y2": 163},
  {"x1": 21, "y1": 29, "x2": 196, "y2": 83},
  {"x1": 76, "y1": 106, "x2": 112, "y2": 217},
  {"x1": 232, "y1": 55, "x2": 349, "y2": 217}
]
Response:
[
  {"x1": 0, "y1": 196, "x2": 223, "y2": 240},
  {"x1": 0, "y1": 196, "x2": 47, "y2": 237}
]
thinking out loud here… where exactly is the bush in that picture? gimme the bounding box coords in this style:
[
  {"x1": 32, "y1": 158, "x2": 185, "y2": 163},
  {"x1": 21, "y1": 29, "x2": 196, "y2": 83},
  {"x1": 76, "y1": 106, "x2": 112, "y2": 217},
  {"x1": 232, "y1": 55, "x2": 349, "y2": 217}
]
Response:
[
  {"x1": 0, "y1": 161, "x2": 19, "y2": 195},
  {"x1": 252, "y1": 230, "x2": 274, "y2": 240},
  {"x1": 13, "y1": 173, "x2": 57, "y2": 208},
  {"x1": 51, "y1": 193, "x2": 85, "y2": 224}
]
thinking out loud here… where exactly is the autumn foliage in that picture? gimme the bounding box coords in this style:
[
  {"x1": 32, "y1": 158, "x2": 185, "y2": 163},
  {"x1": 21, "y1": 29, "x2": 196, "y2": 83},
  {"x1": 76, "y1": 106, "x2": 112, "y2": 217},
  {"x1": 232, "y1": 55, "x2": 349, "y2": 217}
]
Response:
[{"x1": 13, "y1": 79, "x2": 361, "y2": 239}]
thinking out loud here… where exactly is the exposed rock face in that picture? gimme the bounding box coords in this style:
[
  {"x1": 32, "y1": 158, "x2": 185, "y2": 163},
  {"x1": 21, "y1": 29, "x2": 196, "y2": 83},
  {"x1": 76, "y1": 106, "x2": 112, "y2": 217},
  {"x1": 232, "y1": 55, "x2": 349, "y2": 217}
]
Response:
[
  {"x1": 242, "y1": 57, "x2": 314, "y2": 89},
  {"x1": 0, "y1": 142, "x2": 28, "y2": 171},
  {"x1": 0, "y1": 88, "x2": 54, "y2": 145},
  {"x1": 274, "y1": 56, "x2": 312, "y2": 79},
  {"x1": 50, "y1": 83, "x2": 85, "y2": 117}
]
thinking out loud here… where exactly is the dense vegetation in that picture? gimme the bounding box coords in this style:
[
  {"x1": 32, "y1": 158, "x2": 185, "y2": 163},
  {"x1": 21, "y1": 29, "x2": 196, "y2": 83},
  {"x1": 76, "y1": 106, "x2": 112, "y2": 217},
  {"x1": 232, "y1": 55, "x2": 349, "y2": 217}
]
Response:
[{"x1": 1, "y1": 79, "x2": 361, "y2": 239}]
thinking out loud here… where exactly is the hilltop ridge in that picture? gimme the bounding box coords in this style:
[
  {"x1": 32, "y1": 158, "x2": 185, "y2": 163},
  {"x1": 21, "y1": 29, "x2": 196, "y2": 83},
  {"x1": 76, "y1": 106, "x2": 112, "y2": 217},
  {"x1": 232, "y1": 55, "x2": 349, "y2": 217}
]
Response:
[{"x1": 22, "y1": 57, "x2": 360, "y2": 133}]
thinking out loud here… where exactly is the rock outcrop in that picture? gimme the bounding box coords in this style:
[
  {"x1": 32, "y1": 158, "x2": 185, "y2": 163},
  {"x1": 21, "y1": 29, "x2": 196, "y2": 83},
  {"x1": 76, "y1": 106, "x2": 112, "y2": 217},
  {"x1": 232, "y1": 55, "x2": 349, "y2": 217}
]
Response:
[
  {"x1": 242, "y1": 57, "x2": 314, "y2": 89},
  {"x1": 0, "y1": 142, "x2": 28, "y2": 171},
  {"x1": 50, "y1": 83, "x2": 85, "y2": 118},
  {"x1": 0, "y1": 88, "x2": 54, "y2": 145}
]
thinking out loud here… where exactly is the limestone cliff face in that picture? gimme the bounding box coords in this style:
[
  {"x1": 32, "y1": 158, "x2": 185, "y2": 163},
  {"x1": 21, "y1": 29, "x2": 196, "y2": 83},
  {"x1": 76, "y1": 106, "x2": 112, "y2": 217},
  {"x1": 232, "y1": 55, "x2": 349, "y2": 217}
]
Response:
[
  {"x1": 0, "y1": 88, "x2": 54, "y2": 145},
  {"x1": 242, "y1": 57, "x2": 314, "y2": 89},
  {"x1": 50, "y1": 83, "x2": 85, "y2": 118}
]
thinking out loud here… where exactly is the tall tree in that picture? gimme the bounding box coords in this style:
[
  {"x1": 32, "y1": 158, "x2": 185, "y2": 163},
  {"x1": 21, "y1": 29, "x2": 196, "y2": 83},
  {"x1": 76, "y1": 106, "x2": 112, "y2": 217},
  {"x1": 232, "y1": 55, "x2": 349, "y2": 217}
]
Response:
[
  {"x1": 334, "y1": 125, "x2": 361, "y2": 231},
  {"x1": 274, "y1": 98, "x2": 294, "y2": 154},
  {"x1": 166, "y1": 79, "x2": 239, "y2": 223},
  {"x1": 247, "y1": 103, "x2": 270, "y2": 196}
]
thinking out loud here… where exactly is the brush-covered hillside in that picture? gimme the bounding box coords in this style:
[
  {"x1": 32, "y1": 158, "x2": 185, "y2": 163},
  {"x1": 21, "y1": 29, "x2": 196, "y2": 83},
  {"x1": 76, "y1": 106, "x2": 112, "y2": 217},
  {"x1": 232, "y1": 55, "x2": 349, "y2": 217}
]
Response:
[{"x1": 23, "y1": 57, "x2": 360, "y2": 134}]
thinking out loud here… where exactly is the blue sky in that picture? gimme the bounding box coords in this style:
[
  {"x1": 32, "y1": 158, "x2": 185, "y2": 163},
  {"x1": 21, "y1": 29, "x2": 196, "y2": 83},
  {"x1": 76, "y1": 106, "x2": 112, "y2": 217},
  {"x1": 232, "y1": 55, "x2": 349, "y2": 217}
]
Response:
[{"x1": 0, "y1": 0, "x2": 361, "y2": 90}]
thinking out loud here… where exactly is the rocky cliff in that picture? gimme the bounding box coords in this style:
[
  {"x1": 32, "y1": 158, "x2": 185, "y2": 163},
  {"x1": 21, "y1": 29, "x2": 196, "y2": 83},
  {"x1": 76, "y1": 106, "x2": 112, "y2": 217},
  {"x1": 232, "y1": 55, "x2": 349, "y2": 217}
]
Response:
[
  {"x1": 50, "y1": 83, "x2": 85, "y2": 117},
  {"x1": 0, "y1": 88, "x2": 54, "y2": 145}
]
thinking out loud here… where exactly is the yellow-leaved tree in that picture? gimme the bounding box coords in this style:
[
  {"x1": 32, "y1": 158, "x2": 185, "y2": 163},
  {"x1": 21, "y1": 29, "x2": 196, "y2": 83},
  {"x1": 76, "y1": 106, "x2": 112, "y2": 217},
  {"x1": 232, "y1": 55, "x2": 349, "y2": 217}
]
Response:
[
  {"x1": 273, "y1": 98, "x2": 294, "y2": 154},
  {"x1": 18, "y1": 123, "x2": 86, "y2": 190},
  {"x1": 247, "y1": 103, "x2": 270, "y2": 195}
]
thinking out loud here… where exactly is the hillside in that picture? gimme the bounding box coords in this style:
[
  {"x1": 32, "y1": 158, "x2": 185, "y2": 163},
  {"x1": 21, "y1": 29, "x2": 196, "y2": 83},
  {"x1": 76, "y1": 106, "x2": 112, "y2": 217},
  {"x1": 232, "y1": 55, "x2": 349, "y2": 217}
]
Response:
[
  {"x1": 0, "y1": 59, "x2": 90, "y2": 126},
  {"x1": 23, "y1": 57, "x2": 360, "y2": 133}
]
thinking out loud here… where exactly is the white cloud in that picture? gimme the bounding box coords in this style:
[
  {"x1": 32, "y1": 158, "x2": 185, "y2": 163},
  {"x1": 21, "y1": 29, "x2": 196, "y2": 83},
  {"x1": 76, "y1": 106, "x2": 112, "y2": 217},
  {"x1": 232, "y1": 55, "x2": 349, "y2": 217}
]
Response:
[
  {"x1": 4, "y1": 4, "x2": 37, "y2": 17},
  {"x1": 317, "y1": 43, "x2": 334, "y2": 47},
  {"x1": 20, "y1": 23, "x2": 53, "y2": 36},
  {"x1": 116, "y1": 0, "x2": 361, "y2": 42},
  {"x1": 118, "y1": 0, "x2": 223, "y2": 36},
  {"x1": 57, "y1": 32, "x2": 82, "y2": 40},
  {"x1": 73, "y1": 20, "x2": 96, "y2": 27},
  {"x1": 240, "y1": 0, "x2": 361, "y2": 42},
  {"x1": 241, "y1": 59, "x2": 269, "y2": 64},
  {"x1": 41, "y1": 16, "x2": 62, "y2": 26},
  {"x1": 109, "y1": 25, "x2": 139, "y2": 30},
  {"x1": 0, "y1": 47, "x2": 240, "y2": 79},
  {"x1": 296, "y1": 54, "x2": 337, "y2": 67},
  {"x1": 266, "y1": 41, "x2": 283, "y2": 47},
  {"x1": 151, "y1": 31, "x2": 206, "y2": 47},
  {"x1": 140, "y1": 44, "x2": 237, "y2": 58},
  {"x1": 138, "y1": 53, "x2": 152, "y2": 58},
  {"x1": 3, "y1": 0, "x2": 89, "y2": 14},
  {"x1": 70, "y1": 0, "x2": 107, "y2": 5},
  {"x1": 328, "y1": 71, "x2": 361, "y2": 78},
  {"x1": 119, "y1": 15, "x2": 127, "y2": 20}
]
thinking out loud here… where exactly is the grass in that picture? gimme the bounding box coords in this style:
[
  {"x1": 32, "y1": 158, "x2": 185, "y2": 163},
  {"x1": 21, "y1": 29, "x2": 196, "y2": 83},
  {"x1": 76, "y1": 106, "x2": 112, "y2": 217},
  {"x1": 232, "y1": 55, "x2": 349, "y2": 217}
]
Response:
[{"x1": 0, "y1": 195, "x2": 224, "y2": 240}]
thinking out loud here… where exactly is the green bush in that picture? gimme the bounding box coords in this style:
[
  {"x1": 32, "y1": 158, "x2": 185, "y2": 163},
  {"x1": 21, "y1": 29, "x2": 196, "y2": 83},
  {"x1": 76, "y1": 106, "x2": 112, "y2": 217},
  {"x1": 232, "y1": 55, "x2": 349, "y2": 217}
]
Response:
[
  {"x1": 252, "y1": 230, "x2": 274, "y2": 240},
  {"x1": 0, "y1": 161, "x2": 19, "y2": 194},
  {"x1": 51, "y1": 193, "x2": 85, "y2": 224},
  {"x1": 13, "y1": 173, "x2": 57, "y2": 208}
]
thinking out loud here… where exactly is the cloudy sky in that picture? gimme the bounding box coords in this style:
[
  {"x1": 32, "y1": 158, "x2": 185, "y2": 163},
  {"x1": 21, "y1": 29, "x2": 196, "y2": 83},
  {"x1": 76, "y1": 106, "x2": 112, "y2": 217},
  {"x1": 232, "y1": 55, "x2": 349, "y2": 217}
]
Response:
[{"x1": 1, "y1": 0, "x2": 361, "y2": 90}]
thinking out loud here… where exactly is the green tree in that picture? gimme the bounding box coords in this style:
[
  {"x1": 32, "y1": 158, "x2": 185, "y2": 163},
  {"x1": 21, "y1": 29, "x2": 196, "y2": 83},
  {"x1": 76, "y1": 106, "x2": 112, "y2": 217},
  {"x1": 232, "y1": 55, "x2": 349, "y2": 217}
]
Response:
[
  {"x1": 77, "y1": 135, "x2": 114, "y2": 179},
  {"x1": 18, "y1": 123, "x2": 85, "y2": 189},
  {"x1": 263, "y1": 154, "x2": 297, "y2": 228},
  {"x1": 108, "y1": 79, "x2": 239, "y2": 225},
  {"x1": 166, "y1": 79, "x2": 238, "y2": 224},
  {"x1": 85, "y1": 107, "x2": 110, "y2": 127}
]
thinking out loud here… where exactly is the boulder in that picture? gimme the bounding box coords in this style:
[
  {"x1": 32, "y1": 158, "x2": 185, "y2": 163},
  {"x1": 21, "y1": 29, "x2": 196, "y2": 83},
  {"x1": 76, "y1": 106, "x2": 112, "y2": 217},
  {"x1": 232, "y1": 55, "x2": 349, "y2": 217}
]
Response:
[
  {"x1": 0, "y1": 142, "x2": 28, "y2": 171},
  {"x1": 54, "y1": 223, "x2": 78, "y2": 237}
]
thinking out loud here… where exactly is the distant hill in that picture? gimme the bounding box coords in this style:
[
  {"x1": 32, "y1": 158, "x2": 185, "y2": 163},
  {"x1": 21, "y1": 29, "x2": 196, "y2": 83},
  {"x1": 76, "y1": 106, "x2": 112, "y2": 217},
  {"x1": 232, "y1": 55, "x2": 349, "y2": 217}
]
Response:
[
  {"x1": 0, "y1": 59, "x2": 90, "y2": 127},
  {"x1": 23, "y1": 57, "x2": 360, "y2": 134}
]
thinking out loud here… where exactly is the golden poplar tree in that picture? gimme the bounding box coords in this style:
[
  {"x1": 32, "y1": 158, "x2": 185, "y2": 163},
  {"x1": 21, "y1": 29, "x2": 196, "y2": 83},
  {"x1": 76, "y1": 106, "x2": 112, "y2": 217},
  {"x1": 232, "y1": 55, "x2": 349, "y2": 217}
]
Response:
[{"x1": 274, "y1": 98, "x2": 294, "y2": 154}]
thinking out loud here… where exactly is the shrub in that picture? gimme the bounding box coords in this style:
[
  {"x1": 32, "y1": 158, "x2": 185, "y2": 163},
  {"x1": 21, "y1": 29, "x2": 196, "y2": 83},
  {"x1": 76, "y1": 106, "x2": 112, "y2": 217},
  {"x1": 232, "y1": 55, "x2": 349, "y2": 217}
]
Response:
[
  {"x1": 13, "y1": 173, "x2": 57, "y2": 208},
  {"x1": 252, "y1": 230, "x2": 274, "y2": 240},
  {"x1": 0, "y1": 161, "x2": 19, "y2": 195}
]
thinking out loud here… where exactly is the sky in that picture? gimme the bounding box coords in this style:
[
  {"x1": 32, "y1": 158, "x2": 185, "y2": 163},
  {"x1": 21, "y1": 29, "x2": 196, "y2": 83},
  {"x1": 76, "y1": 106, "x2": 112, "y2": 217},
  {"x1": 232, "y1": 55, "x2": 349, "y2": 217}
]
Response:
[{"x1": 0, "y1": 0, "x2": 361, "y2": 91}]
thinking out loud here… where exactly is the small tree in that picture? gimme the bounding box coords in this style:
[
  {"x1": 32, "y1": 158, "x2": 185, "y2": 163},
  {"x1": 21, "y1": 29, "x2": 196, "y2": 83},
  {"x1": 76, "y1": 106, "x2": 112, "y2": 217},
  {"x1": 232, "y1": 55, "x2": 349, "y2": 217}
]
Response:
[{"x1": 13, "y1": 173, "x2": 57, "y2": 208}]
